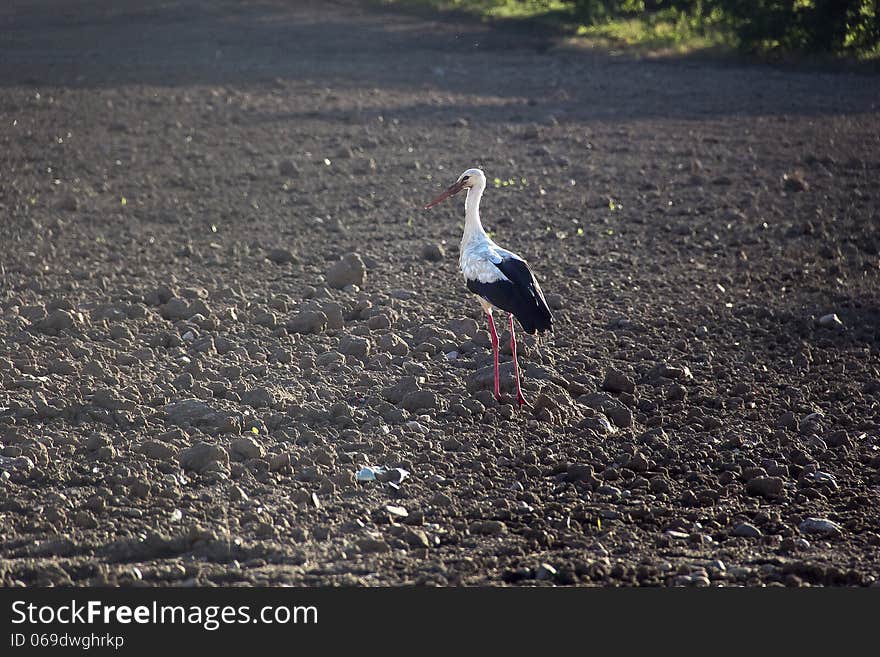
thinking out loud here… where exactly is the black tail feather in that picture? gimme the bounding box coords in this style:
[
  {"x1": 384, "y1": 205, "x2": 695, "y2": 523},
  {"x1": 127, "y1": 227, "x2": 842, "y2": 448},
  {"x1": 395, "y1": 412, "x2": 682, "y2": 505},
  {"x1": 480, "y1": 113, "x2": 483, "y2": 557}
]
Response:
[{"x1": 466, "y1": 256, "x2": 555, "y2": 335}]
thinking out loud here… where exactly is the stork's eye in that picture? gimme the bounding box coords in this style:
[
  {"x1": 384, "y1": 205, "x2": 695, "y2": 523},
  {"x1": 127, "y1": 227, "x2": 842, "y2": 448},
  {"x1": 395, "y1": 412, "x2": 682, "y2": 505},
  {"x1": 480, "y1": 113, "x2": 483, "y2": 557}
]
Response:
[{"x1": 462, "y1": 176, "x2": 470, "y2": 181}]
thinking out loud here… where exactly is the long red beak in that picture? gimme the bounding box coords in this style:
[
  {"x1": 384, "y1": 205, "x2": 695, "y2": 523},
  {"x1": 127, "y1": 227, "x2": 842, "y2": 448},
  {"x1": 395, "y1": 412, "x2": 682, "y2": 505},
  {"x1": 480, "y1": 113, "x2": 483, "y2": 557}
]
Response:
[{"x1": 424, "y1": 179, "x2": 466, "y2": 210}]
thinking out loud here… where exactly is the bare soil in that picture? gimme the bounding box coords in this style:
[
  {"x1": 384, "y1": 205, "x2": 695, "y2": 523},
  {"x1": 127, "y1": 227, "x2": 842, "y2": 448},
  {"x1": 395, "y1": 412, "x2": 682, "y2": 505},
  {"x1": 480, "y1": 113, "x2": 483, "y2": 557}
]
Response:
[{"x1": 1, "y1": 0, "x2": 879, "y2": 587}]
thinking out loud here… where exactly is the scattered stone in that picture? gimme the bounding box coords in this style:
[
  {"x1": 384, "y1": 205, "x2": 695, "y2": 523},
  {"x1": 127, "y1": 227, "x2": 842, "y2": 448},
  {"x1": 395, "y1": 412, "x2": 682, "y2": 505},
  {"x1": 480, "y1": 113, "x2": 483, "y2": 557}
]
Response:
[
  {"x1": 179, "y1": 442, "x2": 229, "y2": 473},
  {"x1": 628, "y1": 452, "x2": 649, "y2": 472},
  {"x1": 159, "y1": 297, "x2": 192, "y2": 321},
  {"x1": 129, "y1": 479, "x2": 151, "y2": 499},
  {"x1": 817, "y1": 313, "x2": 843, "y2": 328},
  {"x1": 651, "y1": 363, "x2": 692, "y2": 380},
  {"x1": 268, "y1": 452, "x2": 291, "y2": 472},
  {"x1": 603, "y1": 368, "x2": 635, "y2": 394},
  {"x1": 382, "y1": 376, "x2": 422, "y2": 404},
  {"x1": 469, "y1": 520, "x2": 507, "y2": 536},
  {"x1": 229, "y1": 485, "x2": 249, "y2": 502},
  {"x1": 0, "y1": 455, "x2": 34, "y2": 475},
  {"x1": 140, "y1": 441, "x2": 178, "y2": 461},
  {"x1": 468, "y1": 362, "x2": 516, "y2": 394},
  {"x1": 242, "y1": 386, "x2": 274, "y2": 409},
  {"x1": 545, "y1": 293, "x2": 563, "y2": 310},
  {"x1": 267, "y1": 248, "x2": 297, "y2": 264},
  {"x1": 399, "y1": 527, "x2": 430, "y2": 549},
  {"x1": 782, "y1": 170, "x2": 808, "y2": 192},
  {"x1": 36, "y1": 309, "x2": 77, "y2": 333},
  {"x1": 377, "y1": 333, "x2": 409, "y2": 356},
  {"x1": 746, "y1": 476, "x2": 784, "y2": 499},
  {"x1": 447, "y1": 318, "x2": 478, "y2": 339},
  {"x1": 287, "y1": 310, "x2": 327, "y2": 334},
  {"x1": 732, "y1": 522, "x2": 762, "y2": 538},
  {"x1": 58, "y1": 193, "x2": 79, "y2": 211},
  {"x1": 649, "y1": 476, "x2": 671, "y2": 494},
  {"x1": 253, "y1": 310, "x2": 277, "y2": 328},
  {"x1": 318, "y1": 301, "x2": 344, "y2": 330},
  {"x1": 566, "y1": 463, "x2": 595, "y2": 483},
  {"x1": 165, "y1": 399, "x2": 238, "y2": 433},
  {"x1": 368, "y1": 313, "x2": 392, "y2": 331},
  {"x1": 357, "y1": 537, "x2": 390, "y2": 553},
  {"x1": 523, "y1": 124, "x2": 540, "y2": 139},
  {"x1": 431, "y1": 492, "x2": 453, "y2": 507},
  {"x1": 279, "y1": 159, "x2": 299, "y2": 177},
  {"x1": 400, "y1": 390, "x2": 437, "y2": 412},
  {"x1": 230, "y1": 437, "x2": 264, "y2": 460},
  {"x1": 326, "y1": 253, "x2": 366, "y2": 289},
  {"x1": 777, "y1": 411, "x2": 799, "y2": 431},
  {"x1": 421, "y1": 243, "x2": 445, "y2": 262},
  {"x1": 605, "y1": 403, "x2": 633, "y2": 428},
  {"x1": 536, "y1": 563, "x2": 557, "y2": 581},
  {"x1": 339, "y1": 335, "x2": 371, "y2": 358},
  {"x1": 73, "y1": 510, "x2": 98, "y2": 529},
  {"x1": 798, "y1": 517, "x2": 843, "y2": 537}
]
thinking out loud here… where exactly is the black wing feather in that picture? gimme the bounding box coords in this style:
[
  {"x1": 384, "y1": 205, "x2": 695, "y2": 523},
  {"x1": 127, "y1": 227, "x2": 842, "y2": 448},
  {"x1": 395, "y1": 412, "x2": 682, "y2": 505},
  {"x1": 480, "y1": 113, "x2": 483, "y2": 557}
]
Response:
[{"x1": 466, "y1": 257, "x2": 554, "y2": 335}]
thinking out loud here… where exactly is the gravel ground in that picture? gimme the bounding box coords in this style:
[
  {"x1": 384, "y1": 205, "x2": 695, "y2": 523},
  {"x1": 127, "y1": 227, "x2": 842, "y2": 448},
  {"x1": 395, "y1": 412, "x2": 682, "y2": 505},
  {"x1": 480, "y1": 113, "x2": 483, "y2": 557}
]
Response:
[{"x1": 1, "y1": 0, "x2": 879, "y2": 587}]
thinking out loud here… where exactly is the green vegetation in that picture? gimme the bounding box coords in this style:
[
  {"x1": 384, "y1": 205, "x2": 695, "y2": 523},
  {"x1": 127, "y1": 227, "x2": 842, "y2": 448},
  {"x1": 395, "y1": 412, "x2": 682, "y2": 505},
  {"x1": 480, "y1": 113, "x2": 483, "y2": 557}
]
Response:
[{"x1": 386, "y1": 0, "x2": 880, "y2": 58}]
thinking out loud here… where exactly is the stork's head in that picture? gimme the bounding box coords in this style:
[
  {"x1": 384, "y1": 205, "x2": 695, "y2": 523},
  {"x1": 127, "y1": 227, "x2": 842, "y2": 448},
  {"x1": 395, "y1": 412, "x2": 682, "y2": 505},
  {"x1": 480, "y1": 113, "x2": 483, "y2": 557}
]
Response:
[{"x1": 424, "y1": 168, "x2": 485, "y2": 209}]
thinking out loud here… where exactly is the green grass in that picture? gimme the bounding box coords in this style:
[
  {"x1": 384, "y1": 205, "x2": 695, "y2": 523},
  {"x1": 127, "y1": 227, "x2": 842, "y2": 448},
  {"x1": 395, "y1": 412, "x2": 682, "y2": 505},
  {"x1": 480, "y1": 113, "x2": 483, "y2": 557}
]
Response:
[
  {"x1": 383, "y1": 1, "x2": 732, "y2": 56},
  {"x1": 573, "y1": 12, "x2": 730, "y2": 55},
  {"x1": 382, "y1": 0, "x2": 879, "y2": 61}
]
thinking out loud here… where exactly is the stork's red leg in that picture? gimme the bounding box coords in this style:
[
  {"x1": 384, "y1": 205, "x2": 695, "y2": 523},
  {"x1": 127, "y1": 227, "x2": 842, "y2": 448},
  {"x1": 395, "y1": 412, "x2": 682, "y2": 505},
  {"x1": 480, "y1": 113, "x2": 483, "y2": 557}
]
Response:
[
  {"x1": 486, "y1": 311, "x2": 503, "y2": 402},
  {"x1": 509, "y1": 313, "x2": 527, "y2": 407}
]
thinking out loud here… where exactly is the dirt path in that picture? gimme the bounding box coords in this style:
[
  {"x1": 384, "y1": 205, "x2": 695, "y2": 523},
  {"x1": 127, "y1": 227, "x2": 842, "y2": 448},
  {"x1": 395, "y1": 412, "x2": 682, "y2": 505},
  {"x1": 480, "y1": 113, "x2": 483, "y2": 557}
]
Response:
[{"x1": 1, "y1": 0, "x2": 879, "y2": 586}]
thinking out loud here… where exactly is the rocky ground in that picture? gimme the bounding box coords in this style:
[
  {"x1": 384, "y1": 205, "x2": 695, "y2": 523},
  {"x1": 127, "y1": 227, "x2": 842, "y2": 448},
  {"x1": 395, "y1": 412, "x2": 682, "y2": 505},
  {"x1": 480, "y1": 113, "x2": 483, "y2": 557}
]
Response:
[{"x1": 1, "y1": 0, "x2": 879, "y2": 586}]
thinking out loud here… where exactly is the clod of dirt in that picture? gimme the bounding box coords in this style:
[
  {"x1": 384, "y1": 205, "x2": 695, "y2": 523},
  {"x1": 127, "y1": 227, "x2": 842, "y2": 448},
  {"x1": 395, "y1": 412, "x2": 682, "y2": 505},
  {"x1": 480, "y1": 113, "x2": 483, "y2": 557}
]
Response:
[
  {"x1": 745, "y1": 476, "x2": 785, "y2": 499},
  {"x1": 241, "y1": 386, "x2": 275, "y2": 409},
  {"x1": 421, "y1": 243, "x2": 445, "y2": 262},
  {"x1": 338, "y1": 335, "x2": 371, "y2": 358},
  {"x1": 776, "y1": 412, "x2": 799, "y2": 431},
  {"x1": 230, "y1": 437, "x2": 265, "y2": 461},
  {"x1": 382, "y1": 376, "x2": 422, "y2": 404},
  {"x1": 368, "y1": 313, "x2": 392, "y2": 330},
  {"x1": 165, "y1": 399, "x2": 239, "y2": 434},
  {"x1": 732, "y1": 522, "x2": 762, "y2": 538},
  {"x1": 565, "y1": 463, "x2": 598, "y2": 485},
  {"x1": 286, "y1": 310, "x2": 327, "y2": 334},
  {"x1": 468, "y1": 362, "x2": 517, "y2": 394},
  {"x1": 139, "y1": 440, "x2": 178, "y2": 462},
  {"x1": 35, "y1": 309, "x2": 78, "y2": 334},
  {"x1": 400, "y1": 390, "x2": 437, "y2": 412},
  {"x1": 159, "y1": 297, "x2": 193, "y2": 321},
  {"x1": 268, "y1": 452, "x2": 291, "y2": 472},
  {"x1": 782, "y1": 170, "x2": 809, "y2": 192},
  {"x1": 357, "y1": 537, "x2": 391, "y2": 553},
  {"x1": 179, "y1": 441, "x2": 230, "y2": 474},
  {"x1": 469, "y1": 520, "x2": 507, "y2": 536},
  {"x1": 603, "y1": 368, "x2": 635, "y2": 394},
  {"x1": 267, "y1": 247, "x2": 297, "y2": 264},
  {"x1": 278, "y1": 159, "x2": 300, "y2": 177},
  {"x1": 326, "y1": 253, "x2": 366, "y2": 289}
]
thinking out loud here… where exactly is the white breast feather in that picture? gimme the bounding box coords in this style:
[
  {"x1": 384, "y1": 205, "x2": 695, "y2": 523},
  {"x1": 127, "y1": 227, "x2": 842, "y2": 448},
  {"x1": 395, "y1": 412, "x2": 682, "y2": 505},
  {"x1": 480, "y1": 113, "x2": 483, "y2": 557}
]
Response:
[{"x1": 459, "y1": 236, "x2": 522, "y2": 284}]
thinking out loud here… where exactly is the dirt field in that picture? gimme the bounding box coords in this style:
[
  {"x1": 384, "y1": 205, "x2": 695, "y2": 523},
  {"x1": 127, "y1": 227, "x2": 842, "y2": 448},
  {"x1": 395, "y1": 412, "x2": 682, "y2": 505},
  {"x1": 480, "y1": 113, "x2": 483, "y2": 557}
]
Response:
[{"x1": 1, "y1": 0, "x2": 879, "y2": 586}]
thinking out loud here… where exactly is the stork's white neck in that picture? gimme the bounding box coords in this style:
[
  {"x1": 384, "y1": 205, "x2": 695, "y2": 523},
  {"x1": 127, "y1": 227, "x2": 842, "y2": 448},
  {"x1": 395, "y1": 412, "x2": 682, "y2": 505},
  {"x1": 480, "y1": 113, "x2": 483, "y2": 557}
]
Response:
[{"x1": 462, "y1": 179, "x2": 486, "y2": 244}]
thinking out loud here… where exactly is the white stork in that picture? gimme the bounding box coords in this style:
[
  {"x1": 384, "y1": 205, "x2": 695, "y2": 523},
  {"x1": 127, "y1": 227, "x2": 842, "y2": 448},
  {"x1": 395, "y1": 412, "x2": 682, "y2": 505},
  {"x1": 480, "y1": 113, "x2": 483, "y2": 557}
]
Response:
[{"x1": 424, "y1": 168, "x2": 553, "y2": 407}]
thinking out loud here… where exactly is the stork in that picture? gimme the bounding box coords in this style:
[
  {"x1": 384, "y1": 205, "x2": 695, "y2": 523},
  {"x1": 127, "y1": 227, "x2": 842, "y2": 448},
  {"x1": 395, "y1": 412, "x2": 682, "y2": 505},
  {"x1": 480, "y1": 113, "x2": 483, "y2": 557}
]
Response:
[{"x1": 424, "y1": 168, "x2": 553, "y2": 407}]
